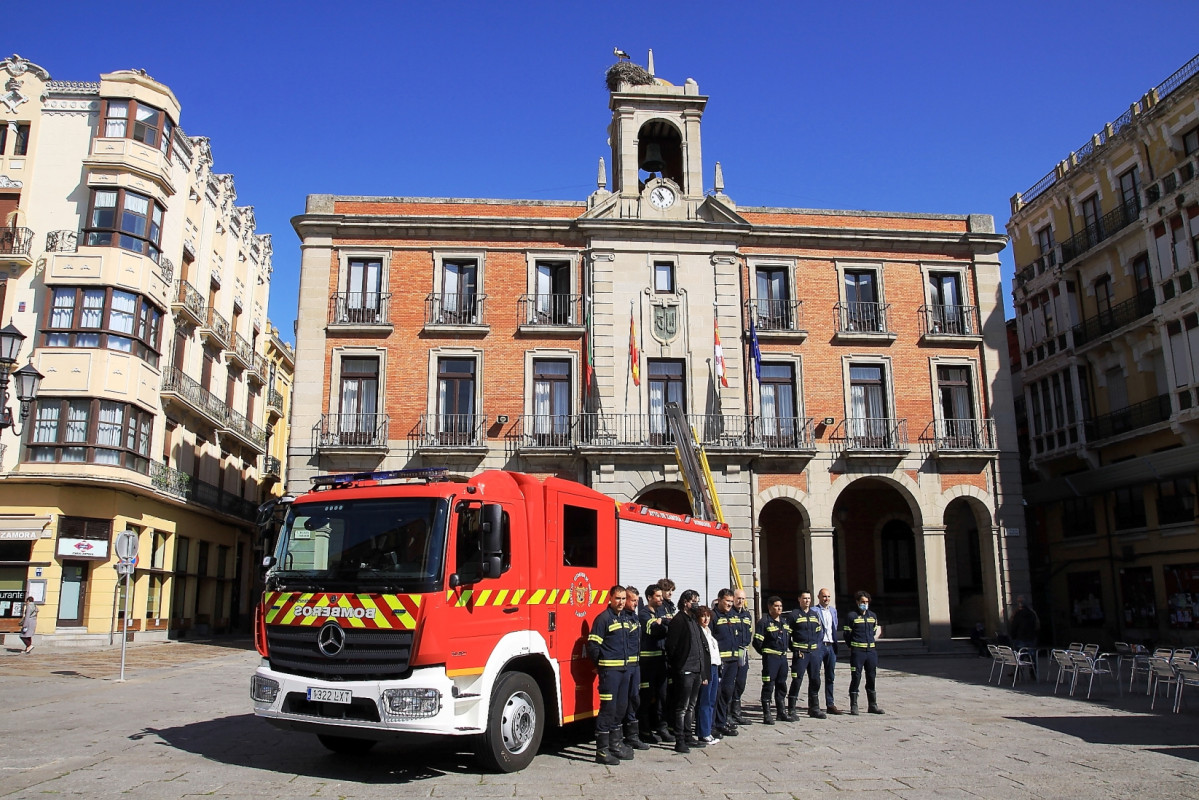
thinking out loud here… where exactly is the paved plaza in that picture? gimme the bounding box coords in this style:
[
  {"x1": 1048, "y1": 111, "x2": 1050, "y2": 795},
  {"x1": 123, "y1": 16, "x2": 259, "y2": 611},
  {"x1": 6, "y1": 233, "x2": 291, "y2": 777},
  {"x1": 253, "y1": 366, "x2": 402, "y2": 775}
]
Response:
[{"x1": 1, "y1": 641, "x2": 1196, "y2": 799}]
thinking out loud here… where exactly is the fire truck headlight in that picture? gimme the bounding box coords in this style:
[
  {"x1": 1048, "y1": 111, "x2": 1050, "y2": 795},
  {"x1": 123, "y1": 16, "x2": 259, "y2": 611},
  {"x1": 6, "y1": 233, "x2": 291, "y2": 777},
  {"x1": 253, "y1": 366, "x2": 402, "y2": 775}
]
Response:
[
  {"x1": 251, "y1": 675, "x2": 281, "y2": 704},
  {"x1": 381, "y1": 688, "x2": 441, "y2": 719}
]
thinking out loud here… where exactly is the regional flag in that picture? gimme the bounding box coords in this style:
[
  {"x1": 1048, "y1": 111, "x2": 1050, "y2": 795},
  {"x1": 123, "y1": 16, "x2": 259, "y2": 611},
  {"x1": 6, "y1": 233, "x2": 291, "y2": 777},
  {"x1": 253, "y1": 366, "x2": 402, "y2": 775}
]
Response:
[
  {"x1": 629, "y1": 311, "x2": 640, "y2": 386},
  {"x1": 714, "y1": 318, "x2": 729, "y2": 388},
  {"x1": 749, "y1": 315, "x2": 762, "y2": 380}
]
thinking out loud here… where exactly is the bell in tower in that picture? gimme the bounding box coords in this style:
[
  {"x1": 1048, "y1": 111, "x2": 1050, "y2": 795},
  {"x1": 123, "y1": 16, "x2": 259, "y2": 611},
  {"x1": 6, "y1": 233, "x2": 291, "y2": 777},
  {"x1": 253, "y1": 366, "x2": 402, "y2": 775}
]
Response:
[{"x1": 637, "y1": 121, "x2": 683, "y2": 186}]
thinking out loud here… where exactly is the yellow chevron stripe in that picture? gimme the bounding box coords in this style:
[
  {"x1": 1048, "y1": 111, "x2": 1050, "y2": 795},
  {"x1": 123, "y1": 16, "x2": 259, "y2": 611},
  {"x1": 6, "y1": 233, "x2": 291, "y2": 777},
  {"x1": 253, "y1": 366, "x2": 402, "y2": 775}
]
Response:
[
  {"x1": 476, "y1": 589, "x2": 492, "y2": 606},
  {"x1": 560, "y1": 591, "x2": 571, "y2": 605},
  {"x1": 529, "y1": 589, "x2": 546, "y2": 605},
  {"x1": 455, "y1": 589, "x2": 474, "y2": 608},
  {"x1": 493, "y1": 589, "x2": 508, "y2": 606},
  {"x1": 510, "y1": 589, "x2": 525, "y2": 605},
  {"x1": 547, "y1": 589, "x2": 559, "y2": 604}
]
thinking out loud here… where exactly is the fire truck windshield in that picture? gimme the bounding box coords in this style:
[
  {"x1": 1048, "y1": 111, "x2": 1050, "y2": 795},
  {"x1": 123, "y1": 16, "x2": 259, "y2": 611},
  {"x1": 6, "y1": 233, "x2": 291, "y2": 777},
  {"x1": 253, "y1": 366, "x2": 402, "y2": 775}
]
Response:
[{"x1": 270, "y1": 497, "x2": 449, "y2": 591}]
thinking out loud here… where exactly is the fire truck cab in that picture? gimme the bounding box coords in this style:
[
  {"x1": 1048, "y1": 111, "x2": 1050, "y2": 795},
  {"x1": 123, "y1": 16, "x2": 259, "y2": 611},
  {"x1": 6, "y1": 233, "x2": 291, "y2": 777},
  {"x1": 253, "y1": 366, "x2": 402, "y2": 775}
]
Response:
[{"x1": 250, "y1": 468, "x2": 730, "y2": 772}]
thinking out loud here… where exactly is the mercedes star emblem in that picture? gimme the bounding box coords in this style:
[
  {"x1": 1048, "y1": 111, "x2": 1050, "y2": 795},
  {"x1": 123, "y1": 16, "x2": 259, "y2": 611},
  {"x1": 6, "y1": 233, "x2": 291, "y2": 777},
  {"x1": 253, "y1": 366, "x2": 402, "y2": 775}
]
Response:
[{"x1": 317, "y1": 621, "x2": 346, "y2": 657}]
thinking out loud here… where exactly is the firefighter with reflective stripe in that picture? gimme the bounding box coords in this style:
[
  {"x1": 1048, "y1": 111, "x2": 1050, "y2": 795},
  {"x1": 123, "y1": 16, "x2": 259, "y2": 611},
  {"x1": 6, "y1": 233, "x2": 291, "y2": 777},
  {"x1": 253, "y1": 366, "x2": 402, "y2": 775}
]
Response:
[
  {"x1": 637, "y1": 584, "x2": 675, "y2": 743},
  {"x1": 730, "y1": 588, "x2": 754, "y2": 726},
  {"x1": 787, "y1": 590, "x2": 827, "y2": 720},
  {"x1": 710, "y1": 588, "x2": 742, "y2": 737},
  {"x1": 620, "y1": 586, "x2": 650, "y2": 753},
  {"x1": 588, "y1": 585, "x2": 633, "y2": 764},
  {"x1": 842, "y1": 589, "x2": 885, "y2": 716},
  {"x1": 752, "y1": 596, "x2": 790, "y2": 725}
]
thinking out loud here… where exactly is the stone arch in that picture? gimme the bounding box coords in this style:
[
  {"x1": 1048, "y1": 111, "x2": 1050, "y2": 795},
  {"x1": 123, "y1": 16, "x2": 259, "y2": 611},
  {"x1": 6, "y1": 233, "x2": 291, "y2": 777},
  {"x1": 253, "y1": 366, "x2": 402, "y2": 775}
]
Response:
[
  {"x1": 825, "y1": 471, "x2": 924, "y2": 531},
  {"x1": 633, "y1": 479, "x2": 692, "y2": 515},
  {"x1": 938, "y1": 487, "x2": 1002, "y2": 638}
]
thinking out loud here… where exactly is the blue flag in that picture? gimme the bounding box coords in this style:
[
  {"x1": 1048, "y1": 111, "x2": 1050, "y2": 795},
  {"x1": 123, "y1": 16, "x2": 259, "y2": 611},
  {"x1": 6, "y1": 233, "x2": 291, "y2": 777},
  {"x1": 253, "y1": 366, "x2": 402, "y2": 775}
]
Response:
[{"x1": 749, "y1": 315, "x2": 761, "y2": 380}]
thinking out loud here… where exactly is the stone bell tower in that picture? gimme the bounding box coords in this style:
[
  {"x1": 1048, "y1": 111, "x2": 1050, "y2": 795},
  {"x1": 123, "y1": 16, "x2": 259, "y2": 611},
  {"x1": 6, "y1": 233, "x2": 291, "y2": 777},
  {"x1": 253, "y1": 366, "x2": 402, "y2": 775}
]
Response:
[{"x1": 604, "y1": 57, "x2": 708, "y2": 220}]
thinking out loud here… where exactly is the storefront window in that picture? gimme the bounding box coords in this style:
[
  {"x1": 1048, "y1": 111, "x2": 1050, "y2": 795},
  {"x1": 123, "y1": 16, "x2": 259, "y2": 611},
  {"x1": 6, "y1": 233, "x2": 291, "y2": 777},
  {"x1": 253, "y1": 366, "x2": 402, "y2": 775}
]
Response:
[
  {"x1": 1165, "y1": 563, "x2": 1199, "y2": 629},
  {"x1": 1067, "y1": 571, "x2": 1105, "y2": 626},
  {"x1": 1119, "y1": 566, "x2": 1157, "y2": 629}
]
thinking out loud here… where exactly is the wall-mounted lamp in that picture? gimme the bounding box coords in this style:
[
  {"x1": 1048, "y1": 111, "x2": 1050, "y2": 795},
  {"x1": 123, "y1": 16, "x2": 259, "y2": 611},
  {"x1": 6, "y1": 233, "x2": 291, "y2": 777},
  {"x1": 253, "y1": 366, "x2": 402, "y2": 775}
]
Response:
[
  {"x1": 822, "y1": 417, "x2": 836, "y2": 426},
  {"x1": 0, "y1": 322, "x2": 43, "y2": 435}
]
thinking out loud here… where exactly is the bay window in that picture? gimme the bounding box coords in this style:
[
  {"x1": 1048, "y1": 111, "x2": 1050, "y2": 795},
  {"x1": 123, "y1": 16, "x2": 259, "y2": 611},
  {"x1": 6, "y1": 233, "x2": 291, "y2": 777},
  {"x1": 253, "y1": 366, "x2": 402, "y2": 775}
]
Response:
[
  {"x1": 27, "y1": 397, "x2": 153, "y2": 472},
  {"x1": 99, "y1": 98, "x2": 174, "y2": 159},
  {"x1": 85, "y1": 188, "x2": 165, "y2": 261},
  {"x1": 42, "y1": 287, "x2": 164, "y2": 366}
]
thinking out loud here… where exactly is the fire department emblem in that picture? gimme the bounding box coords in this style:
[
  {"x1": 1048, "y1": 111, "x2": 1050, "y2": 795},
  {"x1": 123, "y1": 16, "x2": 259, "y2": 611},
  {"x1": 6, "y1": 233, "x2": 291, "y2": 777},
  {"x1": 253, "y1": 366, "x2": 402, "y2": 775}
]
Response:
[{"x1": 570, "y1": 572, "x2": 592, "y2": 618}]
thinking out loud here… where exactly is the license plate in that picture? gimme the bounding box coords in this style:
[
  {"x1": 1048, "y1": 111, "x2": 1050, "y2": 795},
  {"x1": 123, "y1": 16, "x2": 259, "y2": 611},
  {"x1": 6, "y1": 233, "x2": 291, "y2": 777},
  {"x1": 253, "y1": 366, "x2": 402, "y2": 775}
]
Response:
[{"x1": 307, "y1": 687, "x2": 352, "y2": 704}]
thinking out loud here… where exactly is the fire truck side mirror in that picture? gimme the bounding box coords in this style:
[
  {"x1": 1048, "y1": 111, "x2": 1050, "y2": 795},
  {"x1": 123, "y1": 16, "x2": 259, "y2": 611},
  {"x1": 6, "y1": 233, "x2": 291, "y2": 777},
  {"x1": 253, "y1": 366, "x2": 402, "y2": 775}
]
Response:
[{"x1": 481, "y1": 503, "x2": 505, "y2": 580}]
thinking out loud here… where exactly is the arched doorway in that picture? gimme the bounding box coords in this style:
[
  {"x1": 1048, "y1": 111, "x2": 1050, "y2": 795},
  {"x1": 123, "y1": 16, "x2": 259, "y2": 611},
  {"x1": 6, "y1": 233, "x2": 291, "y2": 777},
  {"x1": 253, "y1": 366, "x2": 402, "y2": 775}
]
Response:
[
  {"x1": 832, "y1": 477, "x2": 921, "y2": 637},
  {"x1": 945, "y1": 498, "x2": 989, "y2": 636},
  {"x1": 636, "y1": 486, "x2": 692, "y2": 515},
  {"x1": 759, "y1": 498, "x2": 808, "y2": 605}
]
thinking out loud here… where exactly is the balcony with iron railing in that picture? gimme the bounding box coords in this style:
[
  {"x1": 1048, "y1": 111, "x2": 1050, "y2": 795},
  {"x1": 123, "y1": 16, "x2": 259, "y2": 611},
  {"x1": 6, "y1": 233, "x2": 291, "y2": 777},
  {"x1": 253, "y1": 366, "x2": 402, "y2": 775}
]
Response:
[
  {"x1": 328, "y1": 292, "x2": 392, "y2": 327},
  {"x1": 748, "y1": 415, "x2": 817, "y2": 452},
  {"x1": 424, "y1": 293, "x2": 488, "y2": 329},
  {"x1": 149, "y1": 461, "x2": 257, "y2": 522},
  {"x1": 919, "y1": 304, "x2": 981, "y2": 338},
  {"x1": 410, "y1": 413, "x2": 489, "y2": 450},
  {"x1": 263, "y1": 455, "x2": 281, "y2": 479},
  {"x1": 223, "y1": 406, "x2": 267, "y2": 452},
  {"x1": 157, "y1": 255, "x2": 175, "y2": 284},
  {"x1": 504, "y1": 412, "x2": 815, "y2": 453},
  {"x1": 833, "y1": 302, "x2": 893, "y2": 339},
  {"x1": 315, "y1": 413, "x2": 390, "y2": 450},
  {"x1": 248, "y1": 352, "x2": 268, "y2": 385},
  {"x1": 1070, "y1": 290, "x2": 1156, "y2": 349},
  {"x1": 173, "y1": 279, "x2": 205, "y2": 327},
  {"x1": 926, "y1": 418, "x2": 998, "y2": 456},
  {"x1": 44, "y1": 230, "x2": 78, "y2": 253},
  {"x1": 267, "y1": 387, "x2": 285, "y2": 419},
  {"x1": 746, "y1": 298, "x2": 806, "y2": 339},
  {"x1": 200, "y1": 306, "x2": 230, "y2": 349},
  {"x1": 0, "y1": 227, "x2": 34, "y2": 265},
  {"x1": 1059, "y1": 198, "x2": 1141, "y2": 264},
  {"x1": 1084, "y1": 394, "x2": 1171, "y2": 443},
  {"x1": 228, "y1": 332, "x2": 254, "y2": 369},
  {"x1": 1013, "y1": 250, "x2": 1058, "y2": 292},
  {"x1": 831, "y1": 418, "x2": 909, "y2": 454},
  {"x1": 160, "y1": 366, "x2": 229, "y2": 428},
  {"x1": 516, "y1": 293, "x2": 584, "y2": 328}
]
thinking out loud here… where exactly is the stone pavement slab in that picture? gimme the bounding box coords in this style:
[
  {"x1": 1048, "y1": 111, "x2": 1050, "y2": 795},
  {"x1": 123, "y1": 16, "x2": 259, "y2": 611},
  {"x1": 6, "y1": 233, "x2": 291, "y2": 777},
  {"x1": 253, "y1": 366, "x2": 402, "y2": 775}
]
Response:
[{"x1": 1, "y1": 644, "x2": 1197, "y2": 798}]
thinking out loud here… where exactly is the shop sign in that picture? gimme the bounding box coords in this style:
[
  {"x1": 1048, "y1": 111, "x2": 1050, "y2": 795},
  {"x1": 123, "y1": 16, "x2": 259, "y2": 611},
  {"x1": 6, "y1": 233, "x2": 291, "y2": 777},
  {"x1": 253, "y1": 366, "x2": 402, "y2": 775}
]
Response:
[
  {"x1": 56, "y1": 537, "x2": 110, "y2": 559},
  {"x1": 0, "y1": 589, "x2": 24, "y2": 618}
]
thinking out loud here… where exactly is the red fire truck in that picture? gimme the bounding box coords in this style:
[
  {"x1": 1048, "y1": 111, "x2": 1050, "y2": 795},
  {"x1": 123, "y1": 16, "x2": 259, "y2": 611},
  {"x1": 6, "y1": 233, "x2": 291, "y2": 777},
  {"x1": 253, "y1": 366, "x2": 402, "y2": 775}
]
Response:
[{"x1": 251, "y1": 468, "x2": 730, "y2": 771}]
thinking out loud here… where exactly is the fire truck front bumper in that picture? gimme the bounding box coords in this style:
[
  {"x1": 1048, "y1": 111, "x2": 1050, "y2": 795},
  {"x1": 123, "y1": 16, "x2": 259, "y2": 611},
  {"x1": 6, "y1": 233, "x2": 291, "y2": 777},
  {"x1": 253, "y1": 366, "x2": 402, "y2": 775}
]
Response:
[{"x1": 251, "y1": 661, "x2": 470, "y2": 736}]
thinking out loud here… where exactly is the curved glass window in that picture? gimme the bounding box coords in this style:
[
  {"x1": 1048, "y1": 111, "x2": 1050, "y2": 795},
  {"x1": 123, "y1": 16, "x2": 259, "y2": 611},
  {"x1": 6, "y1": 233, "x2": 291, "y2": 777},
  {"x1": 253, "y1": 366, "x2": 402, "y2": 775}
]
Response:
[
  {"x1": 43, "y1": 286, "x2": 163, "y2": 367},
  {"x1": 100, "y1": 98, "x2": 174, "y2": 159},
  {"x1": 27, "y1": 397, "x2": 153, "y2": 473},
  {"x1": 85, "y1": 188, "x2": 164, "y2": 262}
]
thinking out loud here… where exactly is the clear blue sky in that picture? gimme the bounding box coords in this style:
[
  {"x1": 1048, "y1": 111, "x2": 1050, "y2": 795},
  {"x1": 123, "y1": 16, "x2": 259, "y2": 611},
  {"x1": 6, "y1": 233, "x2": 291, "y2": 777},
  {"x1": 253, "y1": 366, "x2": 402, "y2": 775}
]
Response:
[{"x1": 12, "y1": 1, "x2": 1199, "y2": 342}]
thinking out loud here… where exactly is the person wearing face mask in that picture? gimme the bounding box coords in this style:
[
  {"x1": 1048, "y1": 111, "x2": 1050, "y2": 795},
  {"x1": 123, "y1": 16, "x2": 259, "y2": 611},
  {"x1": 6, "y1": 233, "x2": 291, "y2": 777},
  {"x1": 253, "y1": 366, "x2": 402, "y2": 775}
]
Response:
[
  {"x1": 842, "y1": 590, "x2": 884, "y2": 715},
  {"x1": 665, "y1": 589, "x2": 708, "y2": 753}
]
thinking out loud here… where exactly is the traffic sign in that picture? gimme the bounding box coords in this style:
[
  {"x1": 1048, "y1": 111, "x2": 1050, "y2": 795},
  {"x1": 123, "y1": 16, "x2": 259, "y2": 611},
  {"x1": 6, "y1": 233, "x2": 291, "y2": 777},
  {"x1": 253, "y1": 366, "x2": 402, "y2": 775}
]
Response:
[
  {"x1": 115, "y1": 530, "x2": 139, "y2": 560},
  {"x1": 116, "y1": 560, "x2": 134, "y2": 576}
]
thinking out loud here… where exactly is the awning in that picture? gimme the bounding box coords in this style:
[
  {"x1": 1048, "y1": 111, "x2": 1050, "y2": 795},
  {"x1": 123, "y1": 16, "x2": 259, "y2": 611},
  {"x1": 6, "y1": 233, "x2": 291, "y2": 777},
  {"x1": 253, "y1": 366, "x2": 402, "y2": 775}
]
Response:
[{"x1": 0, "y1": 516, "x2": 52, "y2": 540}]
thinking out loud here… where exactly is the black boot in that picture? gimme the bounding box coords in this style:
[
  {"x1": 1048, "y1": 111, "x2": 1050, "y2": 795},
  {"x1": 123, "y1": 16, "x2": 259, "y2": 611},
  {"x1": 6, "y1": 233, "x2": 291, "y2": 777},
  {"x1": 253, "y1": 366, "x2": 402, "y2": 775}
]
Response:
[
  {"x1": 762, "y1": 698, "x2": 775, "y2": 725},
  {"x1": 595, "y1": 731, "x2": 620, "y2": 765},
  {"x1": 655, "y1": 723, "x2": 675, "y2": 744},
  {"x1": 786, "y1": 698, "x2": 797, "y2": 721},
  {"x1": 808, "y1": 692, "x2": 826, "y2": 719},
  {"x1": 733, "y1": 698, "x2": 751, "y2": 726},
  {"x1": 674, "y1": 712, "x2": 689, "y2": 752},
  {"x1": 610, "y1": 732, "x2": 634, "y2": 760},
  {"x1": 625, "y1": 722, "x2": 651, "y2": 751},
  {"x1": 777, "y1": 701, "x2": 791, "y2": 722},
  {"x1": 850, "y1": 692, "x2": 860, "y2": 716},
  {"x1": 867, "y1": 691, "x2": 885, "y2": 714}
]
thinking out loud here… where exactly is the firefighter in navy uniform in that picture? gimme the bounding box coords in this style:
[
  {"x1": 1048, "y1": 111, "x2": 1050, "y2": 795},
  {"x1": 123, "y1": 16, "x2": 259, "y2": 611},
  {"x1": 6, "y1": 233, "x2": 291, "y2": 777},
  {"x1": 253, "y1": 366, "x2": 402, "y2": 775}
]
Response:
[
  {"x1": 842, "y1": 589, "x2": 885, "y2": 716},
  {"x1": 752, "y1": 596, "x2": 791, "y2": 725},
  {"x1": 588, "y1": 585, "x2": 633, "y2": 765},
  {"x1": 637, "y1": 584, "x2": 675, "y2": 743},
  {"x1": 710, "y1": 588, "x2": 741, "y2": 738},
  {"x1": 786, "y1": 590, "x2": 827, "y2": 720},
  {"x1": 730, "y1": 588, "x2": 754, "y2": 726},
  {"x1": 620, "y1": 586, "x2": 651, "y2": 753}
]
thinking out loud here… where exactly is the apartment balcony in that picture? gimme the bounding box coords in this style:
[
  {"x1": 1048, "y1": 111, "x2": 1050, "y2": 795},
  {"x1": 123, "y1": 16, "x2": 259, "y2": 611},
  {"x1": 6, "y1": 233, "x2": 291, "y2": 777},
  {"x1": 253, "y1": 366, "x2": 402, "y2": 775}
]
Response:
[
  {"x1": 748, "y1": 415, "x2": 817, "y2": 457},
  {"x1": 516, "y1": 293, "x2": 584, "y2": 332},
  {"x1": 1084, "y1": 394, "x2": 1171, "y2": 443},
  {"x1": 919, "y1": 304, "x2": 982, "y2": 341},
  {"x1": 149, "y1": 461, "x2": 257, "y2": 522},
  {"x1": 328, "y1": 292, "x2": 393, "y2": 331},
  {"x1": 160, "y1": 366, "x2": 229, "y2": 429},
  {"x1": 746, "y1": 298, "x2": 807, "y2": 341},
  {"x1": 173, "y1": 280, "x2": 206, "y2": 328},
  {"x1": 157, "y1": 255, "x2": 175, "y2": 284},
  {"x1": 1013, "y1": 250, "x2": 1058, "y2": 294},
  {"x1": 248, "y1": 353, "x2": 267, "y2": 386},
  {"x1": 423, "y1": 293, "x2": 488, "y2": 333},
  {"x1": 315, "y1": 413, "x2": 390, "y2": 452},
  {"x1": 410, "y1": 413, "x2": 489, "y2": 452},
  {"x1": 262, "y1": 455, "x2": 281, "y2": 480},
  {"x1": 85, "y1": 136, "x2": 174, "y2": 194},
  {"x1": 1030, "y1": 422, "x2": 1082, "y2": 462},
  {"x1": 506, "y1": 414, "x2": 578, "y2": 452},
  {"x1": 1070, "y1": 290, "x2": 1156, "y2": 350},
  {"x1": 831, "y1": 418, "x2": 910, "y2": 459},
  {"x1": 0, "y1": 227, "x2": 34, "y2": 268},
  {"x1": 266, "y1": 387, "x2": 284, "y2": 421},
  {"x1": 1059, "y1": 198, "x2": 1141, "y2": 264},
  {"x1": 833, "y1": 302, "x2": 896, "y2": 342},
  {"x1": 925, "y1": 419, "x2": 998, "y2": 459},
  {"x1": 44, "y1": 230, "x2": 79, "y2": 253},
  {"x1": 228, "y1": 332, "x2": 254, "y2": 370},
  {"x1": 223, "y1": 407, "x2": 267, "y2": 453},
  {"x1": 200, "y1": 307, "x2": 230, "y2": 349}
]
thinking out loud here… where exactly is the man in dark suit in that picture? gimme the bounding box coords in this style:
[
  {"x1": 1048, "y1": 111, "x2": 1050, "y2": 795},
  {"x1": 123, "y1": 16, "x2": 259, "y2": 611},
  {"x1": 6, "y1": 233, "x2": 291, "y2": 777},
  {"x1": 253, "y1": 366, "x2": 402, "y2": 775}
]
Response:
[{"x1": 813, "y1": 587, "x2": 842, "y2": 715}]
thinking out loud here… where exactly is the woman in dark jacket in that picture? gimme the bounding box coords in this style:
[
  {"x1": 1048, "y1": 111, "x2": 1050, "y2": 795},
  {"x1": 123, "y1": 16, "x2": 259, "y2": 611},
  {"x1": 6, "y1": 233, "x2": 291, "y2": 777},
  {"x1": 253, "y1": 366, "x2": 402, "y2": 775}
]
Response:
[{"x1": 665, "y1": 589, "x2": 709, "y2": 753}]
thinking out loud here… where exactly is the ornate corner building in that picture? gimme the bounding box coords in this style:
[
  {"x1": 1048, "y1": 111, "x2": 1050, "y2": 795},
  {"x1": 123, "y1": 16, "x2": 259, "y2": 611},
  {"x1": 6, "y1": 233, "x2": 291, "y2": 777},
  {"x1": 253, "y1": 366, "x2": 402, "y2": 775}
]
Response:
[
  {"x1": 290, "y1": 60, "x2": 1028, "y2": 648},
  {"x1": 1008, "y1": 52, "x2": 1199, "y2": 647},
  {"x1": 0, "y1": 55, "x2": 292, "y2": 646}
]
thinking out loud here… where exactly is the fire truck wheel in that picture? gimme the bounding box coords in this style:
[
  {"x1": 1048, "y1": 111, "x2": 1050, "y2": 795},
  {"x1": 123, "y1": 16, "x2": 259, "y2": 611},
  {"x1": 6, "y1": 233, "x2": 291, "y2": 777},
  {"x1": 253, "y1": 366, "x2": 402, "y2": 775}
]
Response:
[
  {"x1": 478, "y1": 671, "x2": 544, "y2": 773},
  {"x1": 317, "y1": 734, "x2": 377, "y2": 754}
]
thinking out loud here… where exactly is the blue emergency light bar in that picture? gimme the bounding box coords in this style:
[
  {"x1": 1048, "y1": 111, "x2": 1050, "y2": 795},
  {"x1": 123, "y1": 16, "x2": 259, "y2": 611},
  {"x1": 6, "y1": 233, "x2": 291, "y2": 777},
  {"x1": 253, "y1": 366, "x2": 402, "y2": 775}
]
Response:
[{"x1": 310, "y1": 467, "x2": 449, "y2": 489}]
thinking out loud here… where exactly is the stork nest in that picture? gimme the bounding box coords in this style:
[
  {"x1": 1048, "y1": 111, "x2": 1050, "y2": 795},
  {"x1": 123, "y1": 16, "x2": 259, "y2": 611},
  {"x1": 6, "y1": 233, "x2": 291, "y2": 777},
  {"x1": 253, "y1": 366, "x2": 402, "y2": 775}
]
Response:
[{"x1": 605, "y1": 61, "x2": 655, "y2": 92}]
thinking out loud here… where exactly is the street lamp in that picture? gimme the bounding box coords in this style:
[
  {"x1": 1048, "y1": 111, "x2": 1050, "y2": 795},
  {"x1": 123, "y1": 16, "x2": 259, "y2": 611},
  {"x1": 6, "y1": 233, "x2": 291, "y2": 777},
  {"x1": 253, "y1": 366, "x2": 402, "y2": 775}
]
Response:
[{"x1": 0, "y1": 322, "x2": 43, "y2": 434}]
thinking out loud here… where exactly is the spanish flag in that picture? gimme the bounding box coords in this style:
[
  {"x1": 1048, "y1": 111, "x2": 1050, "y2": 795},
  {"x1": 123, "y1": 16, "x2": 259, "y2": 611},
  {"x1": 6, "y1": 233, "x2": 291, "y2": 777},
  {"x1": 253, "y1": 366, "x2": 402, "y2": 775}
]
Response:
[{"x1": 629, "y1": 311, "x2": 640, "y2": 386}]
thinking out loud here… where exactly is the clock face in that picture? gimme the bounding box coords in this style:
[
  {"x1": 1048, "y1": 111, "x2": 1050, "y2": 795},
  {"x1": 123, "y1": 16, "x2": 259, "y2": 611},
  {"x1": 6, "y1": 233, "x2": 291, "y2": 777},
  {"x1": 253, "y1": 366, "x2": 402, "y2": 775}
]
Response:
[{"x1": 649, "y1": 185, "x2": 676, "y2": 209}]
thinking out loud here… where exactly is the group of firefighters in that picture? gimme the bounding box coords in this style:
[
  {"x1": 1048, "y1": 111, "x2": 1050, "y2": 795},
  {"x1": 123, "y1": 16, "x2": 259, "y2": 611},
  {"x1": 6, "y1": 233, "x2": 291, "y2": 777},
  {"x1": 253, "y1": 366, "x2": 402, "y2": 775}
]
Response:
[{"x1": 586, "y1": 579, "x2": 885, "y2": 764}]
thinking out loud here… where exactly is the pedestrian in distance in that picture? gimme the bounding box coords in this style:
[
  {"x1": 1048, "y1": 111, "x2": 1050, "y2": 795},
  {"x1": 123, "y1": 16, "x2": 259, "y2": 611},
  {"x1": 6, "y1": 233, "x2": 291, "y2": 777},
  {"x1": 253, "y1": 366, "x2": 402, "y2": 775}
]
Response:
[
  {"x1": 813, "y1": 587, "x2": 842, "y2": 714},
  {"x1": 753, "y1": 595, "x2": 791, "y2": 724},
  {"x1": 588, "y1": 585, "x2": 634, "y2": 765},
  {"x1": 19, "y1": 595, "x2": 37, "y2": 653},
  {"x1": 695, "y1": 604, "x2": 722, "y2": 745},
  {"x1": 787, "y1": 590, "x2": 827, "y2": 719},
  {"x1": 1008, "y1": 595, "x2": 1039, "y2": 654},
  {"x1": 619, "y1": 586, "x2": 650, "y2": 754},
  {"x1": 843, "y1": 590, "x2": 884, "y2": 715},
  {"x1": 665, "y1": 589, "x2": 708, "y2": 753},
  {"x1": 636, "y1": 584, "x2": 674, "y2": 743}
]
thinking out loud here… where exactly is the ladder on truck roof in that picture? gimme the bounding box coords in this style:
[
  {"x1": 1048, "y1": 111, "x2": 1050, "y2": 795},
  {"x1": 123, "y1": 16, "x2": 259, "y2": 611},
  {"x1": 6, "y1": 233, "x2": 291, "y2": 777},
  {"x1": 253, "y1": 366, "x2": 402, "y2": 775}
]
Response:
[{"x1": 664, "y1": 402, "x2": 743, "y2": 591}]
